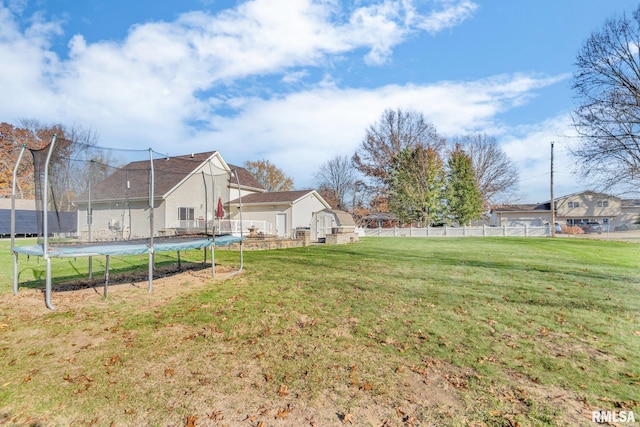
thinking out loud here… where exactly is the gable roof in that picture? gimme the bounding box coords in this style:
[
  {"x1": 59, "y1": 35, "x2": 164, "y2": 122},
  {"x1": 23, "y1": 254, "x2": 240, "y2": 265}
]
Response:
[
  {"x1": 491, "y1": 203, "x2": 549, "y2": 213},
  {"x1": 74, "y1": 151, "x2": 219, "y2": 202},
  {"x1": 75, "y1": 152, "x2": 262, "y2": 202},
  {"x1": 227, "y1": 164, "x2": 265, "y2": 191},
  {"x1": 230, "y1": 190, "x2": 330, "y2": 208}
]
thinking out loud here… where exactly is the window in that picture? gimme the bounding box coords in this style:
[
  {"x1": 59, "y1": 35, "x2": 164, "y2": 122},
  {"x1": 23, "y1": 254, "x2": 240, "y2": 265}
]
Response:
[
  {"x1": 596, "y1": 200, "x2": 609, "y2": 207},
  {"x1": 568, "y1": 201, "x2": 580, "y2": 208},
  {"x1": 178, "y1": 207, "x2": 194, "y2": 221}
]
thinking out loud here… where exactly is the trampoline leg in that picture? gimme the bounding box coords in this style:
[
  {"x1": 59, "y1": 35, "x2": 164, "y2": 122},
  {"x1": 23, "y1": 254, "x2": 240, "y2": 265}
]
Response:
[
  {"x1": 177, "y1": 250, "x2": 181, "y2": 269},
  {"x1": 148, "y1": 252, "x2": 153, "y2": 293},
  {"x1": 45, "y1": 257, "x2": 55, "y2": 310},
  {"x1": 104, "y1": 255, "x2": 110, "y2": 297},
  {"x1": 89, "y1": 256, "x2": 93, "y2": 279},
  {"x1": 211, "y1": 246, "x2": 215, "y2": 278},
  {"x1": 13, "y1": 252, "x2": 19, "y2": 295}
]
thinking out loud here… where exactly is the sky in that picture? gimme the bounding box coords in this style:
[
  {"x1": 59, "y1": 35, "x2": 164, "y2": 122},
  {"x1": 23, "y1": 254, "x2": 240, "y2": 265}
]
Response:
[{"x1": 1, "y1": 0, "x2": 638, "y2": 203}]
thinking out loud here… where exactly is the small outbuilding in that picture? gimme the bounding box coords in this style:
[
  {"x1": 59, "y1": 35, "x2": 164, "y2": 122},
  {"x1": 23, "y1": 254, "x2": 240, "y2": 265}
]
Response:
[{"x1": 311, "y1": 209, "x2": 358, "y2": 243}]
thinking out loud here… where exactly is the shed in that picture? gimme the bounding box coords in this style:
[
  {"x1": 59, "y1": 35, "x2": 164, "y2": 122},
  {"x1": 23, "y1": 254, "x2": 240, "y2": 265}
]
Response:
[{"x1": 311, "y1": 209, "x2": 357, "y2": 241}]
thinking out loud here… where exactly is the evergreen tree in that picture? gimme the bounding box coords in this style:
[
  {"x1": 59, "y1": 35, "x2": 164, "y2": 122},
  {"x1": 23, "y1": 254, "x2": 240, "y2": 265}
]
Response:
[
  {"x1": 446, "y1": 145, "x2": 483, "y2": 226},
  {"x1": 388, "y1": 145, "x2": 446, "y2": 226}
]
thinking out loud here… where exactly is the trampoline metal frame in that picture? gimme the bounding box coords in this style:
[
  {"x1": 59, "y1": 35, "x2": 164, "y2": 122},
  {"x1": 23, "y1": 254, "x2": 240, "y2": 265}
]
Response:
[{"x1": 11, "y1": 135, "x2": 245, "y2": 309}]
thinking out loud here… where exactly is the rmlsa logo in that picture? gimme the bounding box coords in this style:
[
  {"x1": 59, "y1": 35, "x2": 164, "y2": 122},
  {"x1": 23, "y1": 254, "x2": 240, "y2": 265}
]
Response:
[{"x1": 592, "y1": 410, "x2": 636, "y2": 424}]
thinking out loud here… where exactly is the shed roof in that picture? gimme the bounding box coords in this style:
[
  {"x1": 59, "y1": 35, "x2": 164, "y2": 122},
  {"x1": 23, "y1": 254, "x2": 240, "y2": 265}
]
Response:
[{"x1": 318, "y1": 209, "x2": 356, "y2": 227}]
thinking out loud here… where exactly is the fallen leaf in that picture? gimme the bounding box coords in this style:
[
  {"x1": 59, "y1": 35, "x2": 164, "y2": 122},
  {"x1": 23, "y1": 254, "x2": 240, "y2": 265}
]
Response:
[
  {"x1": 342, "y1": 413, "x2": 353, "y2": 424},
  {"x1": 208, "y1": 410, "x2": 223, "y2": 421},
  {"x1": 278, "y1": 384, "x2": 289, "y2": 396},
  {"x1": 185, "y1": 415, "x2": 197, "y2": 427},
  {"x1": 276, "y1": 405, "x2": 291, "y2": 419}
]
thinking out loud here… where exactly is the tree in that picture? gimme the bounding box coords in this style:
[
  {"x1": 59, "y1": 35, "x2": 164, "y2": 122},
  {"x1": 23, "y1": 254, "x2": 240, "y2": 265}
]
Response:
[
  {"x1": 0, "y1": 120, "x2": 99, "y2": 206},
  {"x1": 388, "y1": 145, "x2": 446, "y2": 226},
  {"x1": 244, "y1": 159, "x2": 294, "y2": 192},
  {"x1": 446, "y1": 145, "x2": 483, "y2": 226},
  {"x1": 1, "y1": 120, "x2": 67, "y2": 199},
  {"x1": 352, "y1": 108, "x2": 446, "y2": 192},
  {"x1": 452, "y1": 134, "x2": 519, "y2": 207},
  {"x1": 314, "y1": 155, "x2": 356, "y2": 210},
  {"x1": 572, "y1": 6, "x2": 640, "y2": 192}
]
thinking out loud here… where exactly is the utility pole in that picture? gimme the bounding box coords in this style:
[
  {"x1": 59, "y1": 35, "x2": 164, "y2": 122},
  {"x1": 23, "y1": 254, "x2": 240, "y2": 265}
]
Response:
[{"x1": 550, "y1": 141, "x2": 555, "y2": 237}]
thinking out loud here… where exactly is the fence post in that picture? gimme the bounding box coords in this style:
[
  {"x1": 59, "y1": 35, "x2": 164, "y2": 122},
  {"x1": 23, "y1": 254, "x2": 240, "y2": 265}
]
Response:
[
  {"x1": 444, "y1": 225, "x2": 447, "y2": 236},
  {"x1": 483, "y1": 224, "x2": 486, "y2": 236},
  {"x1": 503, "y1": 225, "x2": 507, "y2": 236},
  {"x1": 463, "y1": 225, "x2": 466, "y2": 237},
  {"x1": 525, "y1": 225, "x2": 528, "y2": 237}
]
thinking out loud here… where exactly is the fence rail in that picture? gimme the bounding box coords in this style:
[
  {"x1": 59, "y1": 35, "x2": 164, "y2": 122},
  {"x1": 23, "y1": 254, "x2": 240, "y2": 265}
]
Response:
[{"x1": 363, "y1": 225, "x2": 549, "y2": 238}]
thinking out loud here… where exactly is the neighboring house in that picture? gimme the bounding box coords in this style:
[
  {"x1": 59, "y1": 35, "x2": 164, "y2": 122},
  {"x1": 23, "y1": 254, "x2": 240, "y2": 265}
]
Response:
[
  {"x1": 74, "y1": 152, "x2": 260, "y2": 240},
  {"x1": 0, "y1": 197, "x2": 76, "y2": 237},
  {"x1": 490, "y1": 191, "x2": 640, "y2": 230},
  {"x1": 229, "y1": 190, "x2": 331, "y2": 239}
]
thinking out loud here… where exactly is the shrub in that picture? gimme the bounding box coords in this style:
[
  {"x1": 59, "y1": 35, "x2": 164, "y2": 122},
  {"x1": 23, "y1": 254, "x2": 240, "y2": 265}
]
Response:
[{"x1": 561, "y1": 225, "x2": 584, "y2": 236}]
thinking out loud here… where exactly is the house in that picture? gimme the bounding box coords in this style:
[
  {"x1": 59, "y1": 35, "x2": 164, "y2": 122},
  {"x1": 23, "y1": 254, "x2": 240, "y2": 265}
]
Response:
[
  {"x1": 74, "y1": 151, "x2": 344, "y2": 242},
  {"x1": 490, "y1": 191, "x2": 640, "y2": 230},
  {"x1": 74, "y1": 152, "x2": 260, "y2": 240},
  {"x1": 0, "y1": 198, "x2": 76, "y2": 237},
  {"x1": 228, "y1": 190, "x2": 331, "y2": 239}
]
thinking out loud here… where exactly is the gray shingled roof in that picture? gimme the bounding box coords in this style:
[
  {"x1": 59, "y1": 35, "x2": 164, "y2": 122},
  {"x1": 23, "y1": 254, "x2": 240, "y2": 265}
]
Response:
[
  {"x1": 491, "y1": 203, "x2": 549, "y2": 212},
  {"x1": 75, "y1": 153, "x2": 263, "y2": 202},
  {"x1": 230, "y1": 190, "x2": 317, "y2": 205}
]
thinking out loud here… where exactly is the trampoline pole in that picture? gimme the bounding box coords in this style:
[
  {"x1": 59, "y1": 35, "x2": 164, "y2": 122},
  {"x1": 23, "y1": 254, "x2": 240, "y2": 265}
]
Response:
[
  {"x1": 11, "y1": 144, "x2": 26, "y2": 295},
  {"x1": 104, "y1": 255, "x2": 110, "y2": 297},
  {"x1": 148, "y1": 148, "x2": 154, "y2": 293},
  {"x1": 12, "y1": 252, "x2": 19, "y2": 295},
  {"x1": 208, "y1": 160, "x2": 215, "y2": 278},
  {"x1": 43, "y1": 135, "x2": 57, "y2": 310},
  {"x1": 45, "y1": 257, "x2": 55, "y2": 310}
]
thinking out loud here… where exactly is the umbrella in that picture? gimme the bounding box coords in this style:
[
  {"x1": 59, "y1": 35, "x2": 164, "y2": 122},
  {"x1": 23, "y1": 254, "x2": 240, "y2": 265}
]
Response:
[
  {"x1": 215, "y1": 197, "x2": 225, "y2": 234},
  {"x1": 216, "y1": 197, "x2": 225, "y2": 219}
]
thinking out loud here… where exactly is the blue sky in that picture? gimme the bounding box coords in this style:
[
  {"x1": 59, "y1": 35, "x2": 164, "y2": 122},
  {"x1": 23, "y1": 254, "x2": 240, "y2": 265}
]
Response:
[{"x1": 1, "y1": 0, "x2": 638, "y2": 203}]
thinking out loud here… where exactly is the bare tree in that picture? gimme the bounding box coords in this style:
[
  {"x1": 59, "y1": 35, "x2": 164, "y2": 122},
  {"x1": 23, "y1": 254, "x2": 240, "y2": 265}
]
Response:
[
  {"x1": 352, "y1": 108, "x2": 446, "y2": 191},
  {"x1": 244, "y1": 159, "x2": 294, "y2": 192},
  {"x1": 314, "y1": 155, "x2": 356, "y2": 210},
  {"x1": 572, "y1": 5, "x2": 640, "y2": 192},
  {"x1": 451, "y1": 134, "x2": 519, "y2": 207}
]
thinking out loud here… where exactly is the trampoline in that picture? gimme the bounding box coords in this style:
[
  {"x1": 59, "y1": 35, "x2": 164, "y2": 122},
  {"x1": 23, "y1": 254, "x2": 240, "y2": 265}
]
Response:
[{"x1": 10, "y1": 135, "x2": 246, "y2": 309}]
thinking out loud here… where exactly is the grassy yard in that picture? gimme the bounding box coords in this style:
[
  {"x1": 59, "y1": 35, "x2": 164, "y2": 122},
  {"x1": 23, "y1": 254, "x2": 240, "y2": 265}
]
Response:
[{"x1": 0, "y1": 237, "x2": 639, "y2": 426}]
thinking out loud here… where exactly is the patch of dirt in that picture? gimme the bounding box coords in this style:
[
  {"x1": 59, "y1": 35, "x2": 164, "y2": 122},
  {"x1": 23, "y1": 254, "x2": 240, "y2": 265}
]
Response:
[{"x1": 3, "y1": 263, "x2": 240, "y2": 315}]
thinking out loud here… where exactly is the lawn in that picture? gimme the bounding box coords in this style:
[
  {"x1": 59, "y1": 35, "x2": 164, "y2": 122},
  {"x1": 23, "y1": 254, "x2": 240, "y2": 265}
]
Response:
[{"x1": 0, "y1": 237, "x2": 639, "y2": 426}]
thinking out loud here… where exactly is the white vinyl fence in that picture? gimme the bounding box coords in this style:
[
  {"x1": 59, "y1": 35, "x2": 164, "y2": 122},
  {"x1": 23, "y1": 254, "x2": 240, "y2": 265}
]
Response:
[{"x1": 363, "y1": 225, "x2": 549, "y2": 238}]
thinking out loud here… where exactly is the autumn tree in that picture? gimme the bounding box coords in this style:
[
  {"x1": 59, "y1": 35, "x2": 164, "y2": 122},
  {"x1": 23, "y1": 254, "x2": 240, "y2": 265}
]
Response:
[
  {"x1": 572, "y1": 5, "x2": 640, "y2": 192},
  {"x1": 0, "y1": 120, "x2": 99, "y2": 206},
  {"x1": 451, "y1": 134, "x2": 519, "y2": 208},
  {"x1": 352, "y1": 108, "x2": 446, "y2": 194},
  {"x1": 446, "y1": 145, "x2": 483, "y2": 226},
  {"x1": 314, "y1": 155, "x2": 357, "y2": 210},
  {"x1": 0, "y1": 120, "x2": 66, "y2": 199},
  {"x1": 388, "y1": 145, "x2": 446, "y2": 226},
  {"x1": 244, "y1": 159, "x2": 294, "y2": 192}
]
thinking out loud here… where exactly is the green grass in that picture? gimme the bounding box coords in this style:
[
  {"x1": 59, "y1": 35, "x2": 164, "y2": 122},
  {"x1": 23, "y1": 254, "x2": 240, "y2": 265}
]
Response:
[{"x1": 0, "y1": 237, "x2": 639, "y2": 426}]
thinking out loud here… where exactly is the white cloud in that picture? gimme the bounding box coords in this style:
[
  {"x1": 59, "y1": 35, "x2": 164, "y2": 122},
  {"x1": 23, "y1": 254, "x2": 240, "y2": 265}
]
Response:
[
  {"x1": 0, "y1": 0, "x2": 583, "y2": 201},
  {"x1": 501, "y1": 115, "x2": 582, "y2": 202},
  {"x1": 418, "y1": 0, "x2": 478, "y2": 34}
]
